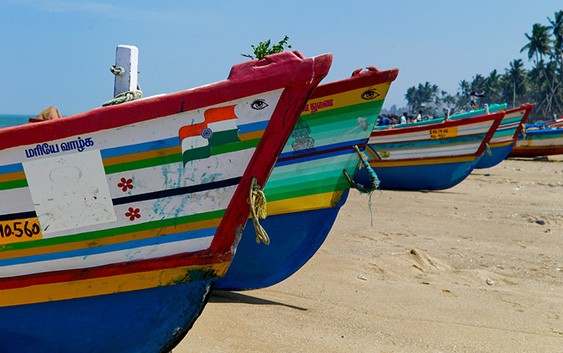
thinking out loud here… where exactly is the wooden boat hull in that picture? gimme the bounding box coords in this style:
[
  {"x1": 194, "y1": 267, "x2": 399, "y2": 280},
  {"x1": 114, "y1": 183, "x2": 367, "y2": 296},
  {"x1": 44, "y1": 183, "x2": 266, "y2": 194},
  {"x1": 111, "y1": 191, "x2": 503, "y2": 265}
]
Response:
[
  {"x1": 0, "y1": 51, "x2": 332, "y2": 352},
  {"x1": 215, "y1": 67, "x2": 398, "y2": 290},
  {"x1": 355, "y1": 112, "x2": 504, "y2": 190},
  {"x1": 0, "y1": 280, "x2": 212, "y2": 353},
  {"x1": 508, "y1": 128, "x2": 563, "y2": 157},
  {"x1": 355, "y1": 157, "x2": 476, "y2": 190},
  {"x1": 475, "y1": 104, "x2": 534, "y2": 168},
  {"x1": 219, "y1": 189, "x2": 349, "y2": 290},
  {"x1": 474, "y1": 141, "x2": 516, "y2": 169}
]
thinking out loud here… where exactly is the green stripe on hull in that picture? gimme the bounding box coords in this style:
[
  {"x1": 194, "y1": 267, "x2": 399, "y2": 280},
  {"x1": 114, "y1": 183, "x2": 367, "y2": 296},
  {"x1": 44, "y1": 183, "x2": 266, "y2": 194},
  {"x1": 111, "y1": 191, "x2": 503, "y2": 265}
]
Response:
[
  {"x1": 105, "y1": 153, "x2": 182, "y2": 175},
  {"x1": 1, "y1": 208, "x2": 226, "y2": 252},
  {"x1": 0, "y1": 179, "x2": 27, "y2": 190},
  {"x1": 301, "y1": 100, "x2": 382, "y2": 129}
]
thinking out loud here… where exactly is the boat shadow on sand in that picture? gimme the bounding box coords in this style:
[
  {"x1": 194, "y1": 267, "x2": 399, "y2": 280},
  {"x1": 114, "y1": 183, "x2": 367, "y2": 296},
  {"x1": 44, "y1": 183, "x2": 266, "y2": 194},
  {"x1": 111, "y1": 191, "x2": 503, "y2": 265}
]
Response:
[{"x1": 210, "y1": 290, "x2": 307, "y2": 311}]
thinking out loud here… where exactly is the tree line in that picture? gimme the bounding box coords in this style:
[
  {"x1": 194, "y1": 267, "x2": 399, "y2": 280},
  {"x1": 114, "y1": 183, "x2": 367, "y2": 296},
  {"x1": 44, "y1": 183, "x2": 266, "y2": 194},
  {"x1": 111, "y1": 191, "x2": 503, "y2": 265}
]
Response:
[{"x1": 396, "y1": 10, "x2": 562, "y2": 123}]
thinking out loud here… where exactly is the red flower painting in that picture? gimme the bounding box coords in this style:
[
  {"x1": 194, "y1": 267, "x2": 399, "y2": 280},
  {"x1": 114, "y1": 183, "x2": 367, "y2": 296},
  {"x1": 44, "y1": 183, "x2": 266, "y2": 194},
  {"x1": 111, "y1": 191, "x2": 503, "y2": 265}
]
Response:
[
  {"x1": 118, "y1": 177, "x2": 134, "y2": 192},
  {"x1": 125, "y1": 207, "x2": 141, "y2": 221}
]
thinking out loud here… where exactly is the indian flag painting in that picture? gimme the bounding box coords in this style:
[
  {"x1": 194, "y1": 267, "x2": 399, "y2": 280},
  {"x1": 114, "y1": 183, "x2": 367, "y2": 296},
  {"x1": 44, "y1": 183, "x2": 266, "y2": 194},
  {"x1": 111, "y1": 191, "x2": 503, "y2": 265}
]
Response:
[{"x1": 180, "y1": 94, "x2": 279, "y2": 166}]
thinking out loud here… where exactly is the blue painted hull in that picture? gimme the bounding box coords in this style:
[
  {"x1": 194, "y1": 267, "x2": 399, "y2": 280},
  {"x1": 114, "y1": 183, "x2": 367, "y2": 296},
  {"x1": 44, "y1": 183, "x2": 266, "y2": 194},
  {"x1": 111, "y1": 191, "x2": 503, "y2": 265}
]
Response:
[
  {"x1": 474, "y1": 143, "x2": 515, "y2": 169},
  {"x1": 216, "y1": 189, "x2": 349, "y2": 290},
  {"x1": 355, "y1": 161, "x2": 476, "y2": 190},
  {"x1": 0, "y1": 280, "x2": 213, "y2": 353}
]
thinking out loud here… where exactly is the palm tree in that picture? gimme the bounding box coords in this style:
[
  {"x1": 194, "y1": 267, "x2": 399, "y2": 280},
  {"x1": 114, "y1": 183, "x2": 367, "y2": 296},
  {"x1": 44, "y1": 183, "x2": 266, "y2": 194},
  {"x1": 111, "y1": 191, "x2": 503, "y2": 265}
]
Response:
[
  {"x1": 505, "y1": 59, "x2": 527, "y2": 108},
  {"x1": 548, "y1": 11, "x2": 563, "y2": 116},
  {"x1": 521, "y1": 23, "x2": 561, "y2": 116},
  {"x1": 486, "y1": 69, "x2": 503, "y2": 104},
  {"x1": 548, "y1": 11, "x2": 563, "y2": 68},
  {"x1": 521, "y1": 23, "x2": 552, "y2": 62},
  {"x1": 458, "y1": 80, "x2": 470, "y2": 96},
  {"x1": 405, "y1": 86, "x2": 417, "y2": 112}
]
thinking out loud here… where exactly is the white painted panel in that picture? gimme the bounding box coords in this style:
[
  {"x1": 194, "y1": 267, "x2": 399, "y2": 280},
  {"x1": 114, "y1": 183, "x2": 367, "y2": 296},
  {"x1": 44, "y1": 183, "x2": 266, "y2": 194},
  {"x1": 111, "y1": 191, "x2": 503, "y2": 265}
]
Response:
[{"x1": 22, "y1": 150, "x2": 116, "y2": 235}]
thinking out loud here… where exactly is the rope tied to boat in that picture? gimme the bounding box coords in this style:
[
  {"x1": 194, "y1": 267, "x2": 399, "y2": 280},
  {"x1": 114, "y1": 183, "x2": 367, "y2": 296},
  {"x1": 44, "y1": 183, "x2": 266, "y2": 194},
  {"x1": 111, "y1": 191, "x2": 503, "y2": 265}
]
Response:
[
  {"x1": 102, "y1": 65, "x2": 143, "y2": 107},
  {"x1": 486, "y1": 143, "x2": 492, "y2": 156},
  {"x1": 102, "y1": 90, "x2": 143, "y2": 106},
  {"x1": 249, "y1": 177, "x2": 270, "y2": 245},
  {"x1": 343, "y1": 145, "x2": 380, "y2": 194},
  {"x1": 343, "y1": 145, "x2": 380, "y2": 226}
]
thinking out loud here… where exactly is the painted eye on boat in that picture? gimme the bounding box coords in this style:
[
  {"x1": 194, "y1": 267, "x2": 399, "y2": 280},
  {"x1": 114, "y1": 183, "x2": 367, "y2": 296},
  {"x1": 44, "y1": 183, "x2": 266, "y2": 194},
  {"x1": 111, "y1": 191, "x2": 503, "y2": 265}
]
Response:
[
  {"x1": 250, "y1": 99, "x2": 268, "y2": 110},
  {"x1": 361, "y1": 89, "x2": 379, "y2": 100}
]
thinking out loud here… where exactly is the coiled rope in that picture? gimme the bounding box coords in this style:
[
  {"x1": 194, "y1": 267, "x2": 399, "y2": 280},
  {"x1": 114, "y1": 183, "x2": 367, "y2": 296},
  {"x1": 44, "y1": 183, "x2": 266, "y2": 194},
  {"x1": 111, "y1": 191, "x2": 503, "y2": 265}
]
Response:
[{"x1": 249, "y1": 177, "x2": 270, "y2": 245}]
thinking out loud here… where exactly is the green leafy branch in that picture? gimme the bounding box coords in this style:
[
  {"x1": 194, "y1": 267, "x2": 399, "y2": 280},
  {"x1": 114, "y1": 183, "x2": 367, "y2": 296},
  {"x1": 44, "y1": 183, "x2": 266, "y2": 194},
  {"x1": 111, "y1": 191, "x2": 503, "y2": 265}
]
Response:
[{"x1": 242, "y1": 35, "x2": 292, "y2": 60}]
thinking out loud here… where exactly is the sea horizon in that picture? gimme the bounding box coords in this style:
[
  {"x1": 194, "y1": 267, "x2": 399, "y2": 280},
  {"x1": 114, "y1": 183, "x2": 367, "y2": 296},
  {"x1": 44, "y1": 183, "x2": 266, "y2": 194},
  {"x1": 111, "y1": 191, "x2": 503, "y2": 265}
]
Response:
[{"x1": 0, "y1": 114, "x2": 34, "y2": 128}]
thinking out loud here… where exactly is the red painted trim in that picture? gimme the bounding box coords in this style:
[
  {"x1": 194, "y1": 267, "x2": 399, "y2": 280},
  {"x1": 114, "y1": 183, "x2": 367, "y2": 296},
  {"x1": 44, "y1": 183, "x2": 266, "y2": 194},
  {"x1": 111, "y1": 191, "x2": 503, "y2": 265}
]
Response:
[
  {"x1": 0, "y1": 249, "x2": 226, "y2": 290},
  {"x1": 474, "y1": 113, "x2": 504, "y2": 156},
  {"x1": 509, "y1": 147, "x2": 563, "y2": 157},
  {"x1": 209, "y1": 53, "x2": 333, "y2": 254},
  {"x1": 0, "y1": 51, "x2": 330, "y2": 150},
  {"x1": 371, "y1": 112, "x2": 505, "y2": 138},
  {"x1": 506, "y1": 103, "x2": 535, "y2": 140}
]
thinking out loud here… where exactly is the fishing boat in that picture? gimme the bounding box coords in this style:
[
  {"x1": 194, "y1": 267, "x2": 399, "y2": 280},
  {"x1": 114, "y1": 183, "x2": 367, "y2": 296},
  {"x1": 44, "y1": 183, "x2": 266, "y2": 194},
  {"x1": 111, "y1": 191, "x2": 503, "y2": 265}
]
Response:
[
  {"x1": 508, "y1": 126, "x2": 563, "y2": 157},
  {"x1": 546, "y1": 117, "x2": 563, "y2": 129},
  {"x1": 474, "y1": 103, "x2": 534, "y2": 168},
  {"x1": 215, "y1": 66, "x2": 398, "y2": 291},
  {"x1": 0, "y1": 50, "x2": 332, "y2": 353},
  {"x1": 394, "y1": 103, "x2": 507, "y2": 128},
  {"x1": 354, "y1": 112, "x2": 504, "y2": 190}
]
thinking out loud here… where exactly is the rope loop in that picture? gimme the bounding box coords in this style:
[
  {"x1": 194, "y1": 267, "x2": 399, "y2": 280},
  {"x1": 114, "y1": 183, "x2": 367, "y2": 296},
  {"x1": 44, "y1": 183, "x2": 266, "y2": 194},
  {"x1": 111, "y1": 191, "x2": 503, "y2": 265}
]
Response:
[
  {"x1": 110, "y1": 65, "x2": 125, "y2": 76},
  {"x1": 248, "y1": 177, "x2": 270, "y2": 245},
  {"x1": 344, "y1": 145, "x2": 380, "y2": 194},
  {"x1": 343, "y1": 145, "x2": 380, "y2": 227}
]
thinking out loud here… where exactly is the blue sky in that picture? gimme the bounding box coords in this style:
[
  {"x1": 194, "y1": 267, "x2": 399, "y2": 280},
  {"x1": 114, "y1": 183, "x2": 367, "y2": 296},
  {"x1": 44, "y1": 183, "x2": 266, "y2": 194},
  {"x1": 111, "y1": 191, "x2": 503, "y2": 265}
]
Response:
[{"x1": 1, "y1": 0, "x2": 561, "y2": 115}]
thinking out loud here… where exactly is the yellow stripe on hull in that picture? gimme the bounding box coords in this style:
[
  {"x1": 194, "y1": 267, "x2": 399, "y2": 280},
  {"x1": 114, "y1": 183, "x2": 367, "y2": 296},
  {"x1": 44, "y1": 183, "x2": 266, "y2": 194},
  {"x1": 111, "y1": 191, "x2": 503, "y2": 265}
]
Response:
[
  {"x1": 0, "y1": 261, "x2": 230, "y2": 307},
  {"x1": 0, "y1": 146, "x2": 182, "y2": 184},
  {"x1": 371, "y1": 155, "x2": 476, "y2": 168},
  {"x1": 267, "y1": 190, "x2": 345, "y2": 215},
  {"x1": 102, "y1": 146, "x2": 181, "y2": 167},
  {"x1": 0, "y1": 217, "x2": 222, "y2": 260},
  {"x1": 0, "y1": 171, "x2": 26, "y2": 183},
  {"x1": 239, "y1": 130, "x2": 264, "y2": 141},
  {"x1": 488, "y1": 140, "x2": 514, "y2": 148},
  {"x1": 302, "y1": 82, "x2": 391, "y2": 116}
]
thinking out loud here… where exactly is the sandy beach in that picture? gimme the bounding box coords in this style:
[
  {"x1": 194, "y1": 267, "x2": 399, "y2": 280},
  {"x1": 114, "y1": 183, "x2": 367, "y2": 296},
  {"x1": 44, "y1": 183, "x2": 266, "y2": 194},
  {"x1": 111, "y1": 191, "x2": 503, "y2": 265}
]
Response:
[{"x1": 176, "y1": 156, "x2": 562, "y2": 353}]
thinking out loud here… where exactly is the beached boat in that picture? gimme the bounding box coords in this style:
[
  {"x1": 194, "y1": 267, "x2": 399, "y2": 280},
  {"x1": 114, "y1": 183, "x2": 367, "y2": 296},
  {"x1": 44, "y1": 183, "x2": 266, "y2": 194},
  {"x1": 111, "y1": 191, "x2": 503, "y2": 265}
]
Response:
[
  {"x1": 546, "y1": 117, "x2": 563, "y2": 129},
  {"x1": 391, "y1": 103, "x2": 507, "y2": 127},
  {"x1": 0, "y1": 51, "x2": 332, "y2": 353},
  {"x1": 474, "y1": 104, "x2": 534, "y2": 168},
  {"x1": 508, "y1": 126, "x2": 563, "y2": 157},
  {"x1": 354, "y1": 112, "x2": 504, "y2": 190},
  {"x1": 215, "y1": 66, "x2": 398, "y2": 290}
]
